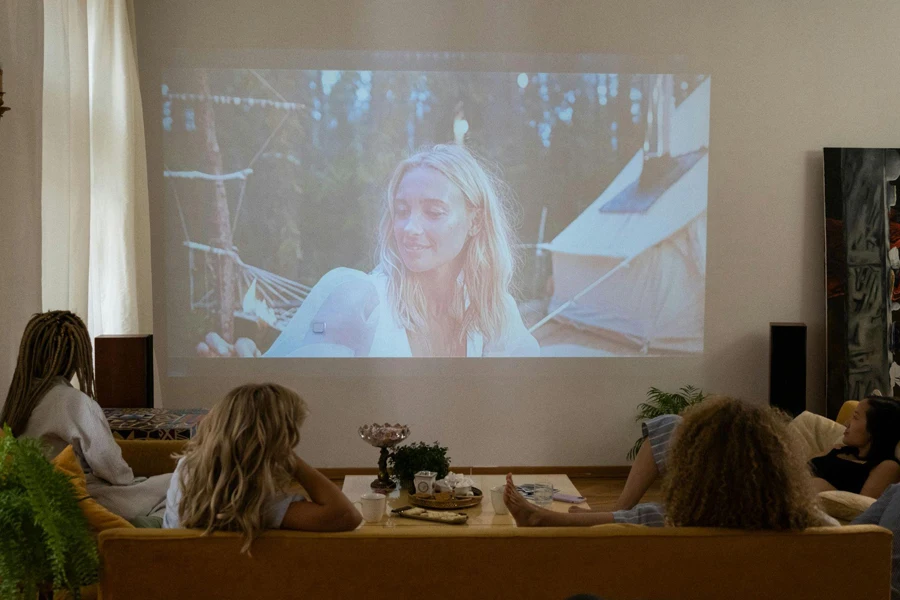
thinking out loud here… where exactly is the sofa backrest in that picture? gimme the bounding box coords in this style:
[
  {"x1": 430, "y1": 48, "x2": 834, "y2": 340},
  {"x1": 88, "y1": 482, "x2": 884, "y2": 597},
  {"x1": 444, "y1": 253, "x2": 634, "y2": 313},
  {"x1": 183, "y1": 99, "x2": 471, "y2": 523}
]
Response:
[
  {"x1": 98, "y1": 524, "x2": 891, "y2": 600},
  {"x1": 115, "y1": 439, "x2": 186, "y2": 477}
]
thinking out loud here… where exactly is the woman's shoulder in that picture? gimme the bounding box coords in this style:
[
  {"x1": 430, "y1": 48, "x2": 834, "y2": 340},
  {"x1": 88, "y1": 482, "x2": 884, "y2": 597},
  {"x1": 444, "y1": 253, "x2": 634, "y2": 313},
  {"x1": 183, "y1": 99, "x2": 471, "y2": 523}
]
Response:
[
  {"x1": 316, "y1": 267, "x2": 374, "y2": 287},
  {"x1": 23, "y1": 379, "x2": 104, "y2": 441},
  {"x1": 873, "y1": 457, "x2": 900, "y2": 470},
  {"x1": 311, "y1": 268, "x2": 381, "y2": 306},
  {"x1": 37, "y1": 378, "x2": 95, "y2": 412}
]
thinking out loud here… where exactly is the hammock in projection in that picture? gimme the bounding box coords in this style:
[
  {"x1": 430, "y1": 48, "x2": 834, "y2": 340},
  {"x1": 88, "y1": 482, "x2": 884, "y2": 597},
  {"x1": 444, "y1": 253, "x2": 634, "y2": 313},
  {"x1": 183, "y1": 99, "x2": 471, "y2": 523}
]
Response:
[
  {"x1": 165, "y1": 73, "x2": 313, "y2": 332},
  {"x1": 181, "y1": 241, "x2": 310, "y2": 332}
]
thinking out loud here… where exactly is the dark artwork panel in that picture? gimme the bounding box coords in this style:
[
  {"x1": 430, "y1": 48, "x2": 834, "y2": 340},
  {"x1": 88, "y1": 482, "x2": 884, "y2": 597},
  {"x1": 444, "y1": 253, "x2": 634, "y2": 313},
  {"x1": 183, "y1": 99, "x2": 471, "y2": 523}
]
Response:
[{"x1": 824, "y1": 148, "x2": 900, "y2": 417}]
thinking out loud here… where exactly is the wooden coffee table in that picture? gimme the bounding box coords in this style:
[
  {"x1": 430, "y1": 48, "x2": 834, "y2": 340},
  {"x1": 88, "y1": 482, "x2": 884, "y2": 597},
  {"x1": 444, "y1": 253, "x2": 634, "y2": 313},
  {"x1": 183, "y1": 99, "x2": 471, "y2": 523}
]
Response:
[{"x1": 341, "y1": 474, "x2": 589, "y2": 528}]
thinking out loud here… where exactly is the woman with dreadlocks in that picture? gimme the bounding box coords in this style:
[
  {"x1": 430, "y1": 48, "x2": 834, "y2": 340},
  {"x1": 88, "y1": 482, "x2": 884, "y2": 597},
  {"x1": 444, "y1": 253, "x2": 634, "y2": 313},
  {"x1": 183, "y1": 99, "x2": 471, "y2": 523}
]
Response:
[{"x1": 1, "y1": 311, "x2": 171, "y2": 523}]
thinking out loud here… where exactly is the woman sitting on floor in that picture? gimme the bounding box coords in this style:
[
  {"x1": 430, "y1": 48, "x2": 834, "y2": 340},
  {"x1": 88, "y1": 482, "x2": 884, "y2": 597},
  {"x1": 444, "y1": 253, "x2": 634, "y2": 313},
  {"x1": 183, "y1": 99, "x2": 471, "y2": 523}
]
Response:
[
  {"x1": 163, "y1": 383, "x2": 361, "y2": 551},
  {"x1": 1, "y1": 310, "x2": 171, "y2": 523},
  {"x1": 505, "y1": 396, "x2": 832, "y2": 529},
  {"x1": 807, "y1": 396, "x2": 900, "y2": 498}
]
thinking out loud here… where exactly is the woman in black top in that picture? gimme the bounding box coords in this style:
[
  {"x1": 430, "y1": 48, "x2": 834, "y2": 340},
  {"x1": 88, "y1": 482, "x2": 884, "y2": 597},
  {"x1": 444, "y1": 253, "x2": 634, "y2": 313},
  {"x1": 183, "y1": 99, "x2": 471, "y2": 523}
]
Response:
[{"x1": 810, "y1": 396, "x2": 900, "y2": 498}]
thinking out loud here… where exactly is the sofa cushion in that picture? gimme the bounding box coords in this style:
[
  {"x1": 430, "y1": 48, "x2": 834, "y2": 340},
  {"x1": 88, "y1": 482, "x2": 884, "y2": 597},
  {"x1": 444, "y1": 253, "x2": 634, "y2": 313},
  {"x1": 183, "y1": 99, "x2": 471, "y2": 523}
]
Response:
[
  {"x1": 52, "y1": 445, "x2": 134, "y2": 532},
  {"x1": 790, "y1": 411, "x2": 846, "y2": 459},
  {"x1": 818, "y1": 490, "x2": 877, "y2": 524}
]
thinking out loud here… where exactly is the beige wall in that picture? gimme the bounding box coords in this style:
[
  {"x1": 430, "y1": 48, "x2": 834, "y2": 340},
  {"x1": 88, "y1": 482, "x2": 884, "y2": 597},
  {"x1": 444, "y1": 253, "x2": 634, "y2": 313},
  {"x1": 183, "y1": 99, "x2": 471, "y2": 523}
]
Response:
[
  {"x1": 0, "y1": 0, "x2": 43, "y2": 407},
  {"x1": 134, "y1": 0, "x2": 900, "y2": 467}
]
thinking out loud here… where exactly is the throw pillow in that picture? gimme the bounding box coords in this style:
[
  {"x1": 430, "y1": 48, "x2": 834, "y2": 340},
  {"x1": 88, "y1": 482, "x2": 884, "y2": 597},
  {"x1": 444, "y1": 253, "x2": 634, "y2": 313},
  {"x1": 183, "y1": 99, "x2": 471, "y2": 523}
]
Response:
[
  {"x1": 52, "y1": 445, "x2": 134, "y2": 532},
  {"x1": 817, "y1": 490, "x2": 877, "y2": 524}
]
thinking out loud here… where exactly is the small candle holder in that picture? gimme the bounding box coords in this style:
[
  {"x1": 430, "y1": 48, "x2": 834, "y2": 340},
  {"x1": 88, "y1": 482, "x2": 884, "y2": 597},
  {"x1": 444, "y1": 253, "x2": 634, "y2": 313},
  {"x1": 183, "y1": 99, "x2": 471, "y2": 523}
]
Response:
[{"x1": 358, "y1": 423, "x2": 410, "y2": 492}]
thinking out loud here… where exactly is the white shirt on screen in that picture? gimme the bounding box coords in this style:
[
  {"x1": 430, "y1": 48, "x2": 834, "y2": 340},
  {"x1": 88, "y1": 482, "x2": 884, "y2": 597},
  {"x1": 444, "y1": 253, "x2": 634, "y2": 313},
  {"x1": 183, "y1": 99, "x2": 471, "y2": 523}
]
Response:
[{"x1": 263, "y1": 268, "x2": 540, "y2": 358}]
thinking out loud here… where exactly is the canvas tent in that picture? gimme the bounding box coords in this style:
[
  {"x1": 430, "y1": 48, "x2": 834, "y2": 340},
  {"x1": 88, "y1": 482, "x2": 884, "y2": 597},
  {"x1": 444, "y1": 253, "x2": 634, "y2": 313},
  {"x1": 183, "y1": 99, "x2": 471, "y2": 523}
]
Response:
[{"x1": 537, "y1": 77, "x2": 710, "y2": 355}]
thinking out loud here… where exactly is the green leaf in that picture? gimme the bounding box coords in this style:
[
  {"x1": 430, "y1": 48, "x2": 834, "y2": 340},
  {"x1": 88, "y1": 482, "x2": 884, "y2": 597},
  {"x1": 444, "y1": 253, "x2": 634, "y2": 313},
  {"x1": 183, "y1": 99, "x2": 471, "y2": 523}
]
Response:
[
  {"x1": 627, "y1": 386, "x2": 706, "y2": 460},
  {"x1": 387, "y1": 441, "x2": 451, "y2": 482},
  {"x1": 0, "y1": 425, "x2": 99, "y2": 599}
]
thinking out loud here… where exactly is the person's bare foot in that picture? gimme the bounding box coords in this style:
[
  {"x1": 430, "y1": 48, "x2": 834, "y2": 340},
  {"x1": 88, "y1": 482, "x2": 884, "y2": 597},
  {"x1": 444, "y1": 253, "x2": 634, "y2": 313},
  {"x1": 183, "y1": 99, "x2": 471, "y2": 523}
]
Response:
[{"x1": 503, "y1": 474, "x2": 546, "y2": 527}]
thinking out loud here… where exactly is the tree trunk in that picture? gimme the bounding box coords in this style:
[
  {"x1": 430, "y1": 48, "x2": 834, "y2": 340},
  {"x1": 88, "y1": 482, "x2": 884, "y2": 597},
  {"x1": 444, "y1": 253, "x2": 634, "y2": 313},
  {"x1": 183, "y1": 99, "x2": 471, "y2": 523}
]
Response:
[{"x1": 200, "y1": 72, "x2": 236, "y2": 343}]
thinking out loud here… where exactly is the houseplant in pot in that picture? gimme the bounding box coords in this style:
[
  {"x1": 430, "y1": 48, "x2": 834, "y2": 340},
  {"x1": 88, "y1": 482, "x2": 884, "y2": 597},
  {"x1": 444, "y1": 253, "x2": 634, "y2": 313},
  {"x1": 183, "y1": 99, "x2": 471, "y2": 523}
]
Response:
[
  {"x1": 0, "y1": 426, "x2": 99, "y2": 599},
  {"x1": 627, "y1": 385, "x2": 706, "y2": 460},
  {"x1": 388, "y1": 441, "x2": 451, "y2": 493}
]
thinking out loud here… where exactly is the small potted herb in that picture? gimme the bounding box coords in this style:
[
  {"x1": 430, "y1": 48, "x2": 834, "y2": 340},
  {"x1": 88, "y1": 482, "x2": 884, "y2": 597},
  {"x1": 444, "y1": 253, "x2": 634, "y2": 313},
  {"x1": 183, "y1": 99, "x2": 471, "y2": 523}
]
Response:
[{"x1": 388, "y1": 441, "x2": 451, "y2": 493}]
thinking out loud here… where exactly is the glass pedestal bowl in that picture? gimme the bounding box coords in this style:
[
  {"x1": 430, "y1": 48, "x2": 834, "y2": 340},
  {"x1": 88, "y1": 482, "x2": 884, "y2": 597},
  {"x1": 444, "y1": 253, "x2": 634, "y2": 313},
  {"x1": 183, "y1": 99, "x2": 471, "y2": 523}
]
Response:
[{"x1": 358, "y1": 423, "x2": 410, "y2": 491}]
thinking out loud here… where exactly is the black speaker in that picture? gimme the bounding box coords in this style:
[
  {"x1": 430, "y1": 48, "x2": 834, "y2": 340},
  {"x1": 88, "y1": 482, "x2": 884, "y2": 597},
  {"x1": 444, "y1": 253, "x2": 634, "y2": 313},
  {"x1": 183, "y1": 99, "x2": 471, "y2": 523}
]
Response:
[
  {"x1": 95, "y1": 335, "x2": 154, "y2": 409},
  {"x1": 769, "y1": 323, "x2": 807, "y2": 417}
]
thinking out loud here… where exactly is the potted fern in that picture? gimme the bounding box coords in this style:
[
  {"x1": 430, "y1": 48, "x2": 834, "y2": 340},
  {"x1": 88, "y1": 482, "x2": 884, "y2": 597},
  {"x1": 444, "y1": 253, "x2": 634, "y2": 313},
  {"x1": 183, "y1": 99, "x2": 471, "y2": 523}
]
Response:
[
  {"x1": 0, "y1": 426, "x2": 99, "y2": 599},
  {"x1": 627, "y1": 386, "x2": 706, "y2": 460}
]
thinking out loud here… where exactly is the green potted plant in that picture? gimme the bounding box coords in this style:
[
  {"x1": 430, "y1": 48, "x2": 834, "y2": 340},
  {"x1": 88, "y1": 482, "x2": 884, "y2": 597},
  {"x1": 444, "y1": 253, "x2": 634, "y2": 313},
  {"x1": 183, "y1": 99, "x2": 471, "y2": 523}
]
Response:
[
  {"x1": 387, "y1": 441, "x2": 451, "y2": 493},
  {"x1": 0, "y1": 426, "x2": 99, "y2": 599},
  {"x1": 627, "y1": 386, "x2": 706, "y2": 460}
]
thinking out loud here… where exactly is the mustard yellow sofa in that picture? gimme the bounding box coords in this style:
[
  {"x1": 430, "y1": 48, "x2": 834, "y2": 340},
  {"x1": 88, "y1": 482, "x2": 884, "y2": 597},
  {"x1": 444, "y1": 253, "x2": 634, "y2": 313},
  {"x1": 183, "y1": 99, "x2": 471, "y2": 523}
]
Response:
[
  {"x1": 68, "y1": 416, "x2": 892, "y2": 600},
  {"x1": 92, "y1": 439, "x2": 895, "y2": 600},
  {"x1": 97, "y1": 524, "x2": 891, "y2": 600}
]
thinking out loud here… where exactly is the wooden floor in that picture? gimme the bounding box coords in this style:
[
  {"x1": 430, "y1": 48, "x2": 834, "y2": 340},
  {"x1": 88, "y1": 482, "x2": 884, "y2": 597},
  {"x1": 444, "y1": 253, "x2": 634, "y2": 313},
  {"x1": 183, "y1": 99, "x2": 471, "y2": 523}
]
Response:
[
  {"x1": 333, "y1": 476, "x2": 663, "y2": 511},
  {"x1": 570, "y1": 477, "x2": 663, "y2": 510}
]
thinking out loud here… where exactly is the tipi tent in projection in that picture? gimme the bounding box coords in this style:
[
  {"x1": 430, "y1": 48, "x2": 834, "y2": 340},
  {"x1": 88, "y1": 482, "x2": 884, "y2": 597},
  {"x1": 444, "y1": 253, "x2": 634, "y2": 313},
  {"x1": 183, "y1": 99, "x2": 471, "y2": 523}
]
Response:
[{"x1": 538, "y1": 76, "x2": 709, "y2": 355}]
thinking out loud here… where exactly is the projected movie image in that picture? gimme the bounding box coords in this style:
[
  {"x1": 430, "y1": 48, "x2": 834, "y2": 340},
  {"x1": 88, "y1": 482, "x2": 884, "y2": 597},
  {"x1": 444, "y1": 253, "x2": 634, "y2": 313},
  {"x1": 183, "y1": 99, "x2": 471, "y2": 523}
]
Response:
[{"x1": 163, "y1": 59, "x2": 709, "y2": 358}]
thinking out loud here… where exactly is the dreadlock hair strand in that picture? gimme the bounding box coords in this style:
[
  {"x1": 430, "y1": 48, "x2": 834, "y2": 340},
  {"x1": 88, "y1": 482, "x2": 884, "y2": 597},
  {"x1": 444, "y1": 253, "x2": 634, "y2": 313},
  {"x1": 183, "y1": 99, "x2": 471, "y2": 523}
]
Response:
[{"x1": 1, "y1": 311, "x2": 96, "y2": 437}]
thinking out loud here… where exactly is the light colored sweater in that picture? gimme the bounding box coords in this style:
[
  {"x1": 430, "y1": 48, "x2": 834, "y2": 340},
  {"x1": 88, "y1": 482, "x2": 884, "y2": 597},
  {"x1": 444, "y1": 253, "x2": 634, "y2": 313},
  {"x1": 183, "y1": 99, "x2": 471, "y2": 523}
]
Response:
[{"x1": 21, "y1": 377, "x2": 171, "y2": 519}]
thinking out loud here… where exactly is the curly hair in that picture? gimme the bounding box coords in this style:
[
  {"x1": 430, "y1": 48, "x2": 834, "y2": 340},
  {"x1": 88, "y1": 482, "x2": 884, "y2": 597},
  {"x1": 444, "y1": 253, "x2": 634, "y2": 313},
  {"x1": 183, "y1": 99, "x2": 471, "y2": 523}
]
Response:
[{"x1": 662, "y1": 396, "x2": 822, "y2": 530}]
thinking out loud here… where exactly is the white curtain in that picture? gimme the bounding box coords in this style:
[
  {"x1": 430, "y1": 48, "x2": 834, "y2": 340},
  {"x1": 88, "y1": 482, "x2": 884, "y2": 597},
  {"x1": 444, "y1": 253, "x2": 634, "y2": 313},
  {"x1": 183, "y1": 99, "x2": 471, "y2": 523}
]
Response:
[
  {"x1": 0, "y1": 0, "x2": 44, "y2": 403},
  {"x1": 41, "y1": 0, "x2": 152, "y2": 338},
  {"x1": 41, "y1": 0, "x2": 158, "y2": 402}
]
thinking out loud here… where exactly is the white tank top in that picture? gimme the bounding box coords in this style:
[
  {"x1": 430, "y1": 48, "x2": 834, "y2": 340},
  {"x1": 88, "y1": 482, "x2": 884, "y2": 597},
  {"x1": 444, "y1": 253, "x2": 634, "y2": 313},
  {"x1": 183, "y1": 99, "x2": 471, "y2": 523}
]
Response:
[{"x1": 264, "y1": 268, "x2": 484, "y2": 358}]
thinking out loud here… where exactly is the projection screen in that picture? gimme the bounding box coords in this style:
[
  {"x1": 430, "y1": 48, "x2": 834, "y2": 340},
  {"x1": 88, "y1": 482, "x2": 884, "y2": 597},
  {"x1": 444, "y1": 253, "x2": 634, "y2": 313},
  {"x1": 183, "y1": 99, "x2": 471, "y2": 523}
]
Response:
[{"x1": 161, "y1": 51, "x2": 709, "y2": 363}]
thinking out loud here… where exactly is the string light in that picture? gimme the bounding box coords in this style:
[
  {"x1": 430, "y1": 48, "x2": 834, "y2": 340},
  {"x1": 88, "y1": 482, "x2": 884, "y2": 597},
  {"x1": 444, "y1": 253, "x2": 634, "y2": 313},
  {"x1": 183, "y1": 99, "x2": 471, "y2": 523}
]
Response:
[{"x1": 163, "y1": 91, "x2": 305, "y2": 112}]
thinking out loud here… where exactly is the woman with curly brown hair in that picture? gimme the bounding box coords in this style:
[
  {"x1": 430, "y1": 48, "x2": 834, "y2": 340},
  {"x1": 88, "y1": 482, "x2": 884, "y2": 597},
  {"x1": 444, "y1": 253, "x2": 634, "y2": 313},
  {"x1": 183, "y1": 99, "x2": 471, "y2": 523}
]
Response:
[{"x1": 505, "y1": 396, "x2": 831, "y2": 529}]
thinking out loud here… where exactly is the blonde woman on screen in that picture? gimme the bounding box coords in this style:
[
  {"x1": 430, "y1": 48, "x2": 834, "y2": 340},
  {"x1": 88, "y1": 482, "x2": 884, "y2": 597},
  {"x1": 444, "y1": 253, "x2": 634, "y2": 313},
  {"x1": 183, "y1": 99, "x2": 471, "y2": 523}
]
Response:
[{"x1": 202, "y1": 144, "x2": 540, "y2": 357}]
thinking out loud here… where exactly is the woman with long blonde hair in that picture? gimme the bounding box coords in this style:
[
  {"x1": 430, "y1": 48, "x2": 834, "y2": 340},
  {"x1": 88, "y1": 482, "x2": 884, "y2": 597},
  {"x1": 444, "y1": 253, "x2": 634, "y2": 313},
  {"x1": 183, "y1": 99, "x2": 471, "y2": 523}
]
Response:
[
  {"x1": 163, "y1": 383, "x2": 361, "y2": 550},
  {"x1": 3, "y1": 311, "x2": 171, "y2": 522},
  {"x1": 202, "y1": 144, "x2": 540, "y2": 358},
  {"x1": 504, "y1": 396, "x2": 830, "y2": 529}
]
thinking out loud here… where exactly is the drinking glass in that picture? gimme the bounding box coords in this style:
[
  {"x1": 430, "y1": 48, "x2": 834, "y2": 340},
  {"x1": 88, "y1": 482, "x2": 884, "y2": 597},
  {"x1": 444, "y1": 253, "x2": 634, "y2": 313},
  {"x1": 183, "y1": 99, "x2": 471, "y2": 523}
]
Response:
[{"x1": 532, "y1": 481, "x2": 553, "y2": 508}]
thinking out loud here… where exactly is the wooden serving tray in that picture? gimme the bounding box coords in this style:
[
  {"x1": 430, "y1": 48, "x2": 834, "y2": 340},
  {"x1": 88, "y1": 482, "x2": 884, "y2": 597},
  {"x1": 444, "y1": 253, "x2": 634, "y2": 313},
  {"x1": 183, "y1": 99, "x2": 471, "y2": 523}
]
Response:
[
  {"x1": 409, "y1": 487, "x2": 483, "y2": 510},
  {"x1": 392, "y1": 506, "x2": 468, "y2": 525}
]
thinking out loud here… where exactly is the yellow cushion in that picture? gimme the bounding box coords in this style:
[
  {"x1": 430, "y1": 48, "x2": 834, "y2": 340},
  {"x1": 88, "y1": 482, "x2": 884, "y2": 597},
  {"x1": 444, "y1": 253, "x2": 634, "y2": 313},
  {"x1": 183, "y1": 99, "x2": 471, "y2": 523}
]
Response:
[
  {"x1": 836, "y1": 401, "x2": 858, "y2": 426},
  {"x1": 51, "y1": 445, "x2": 134, "y2": 532},
  {"x1": 818, "y1": 490, "x2": 877, "y2": 524}
]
